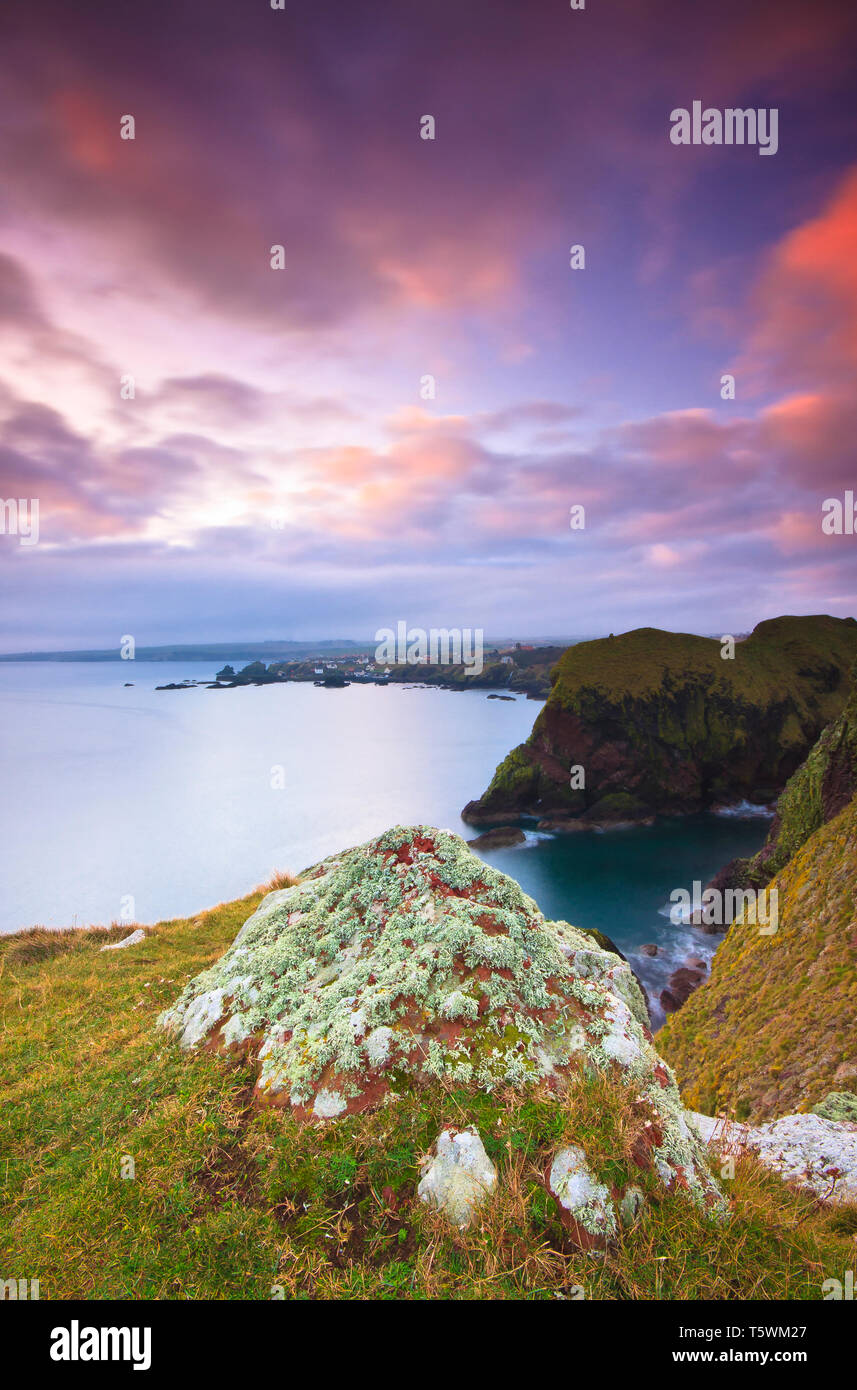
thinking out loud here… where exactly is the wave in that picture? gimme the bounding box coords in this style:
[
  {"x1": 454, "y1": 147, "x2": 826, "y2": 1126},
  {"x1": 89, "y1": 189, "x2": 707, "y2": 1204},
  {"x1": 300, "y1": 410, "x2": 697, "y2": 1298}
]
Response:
[
  {"x1": 658, "y1": 899, "x2": 691, "y2": 923},
  {"x1": 712, "y1": 799, "x2": 774, "y2": 819},
  {"x1": 520, "y1": 830, "x2": 555, "y2": 848}
]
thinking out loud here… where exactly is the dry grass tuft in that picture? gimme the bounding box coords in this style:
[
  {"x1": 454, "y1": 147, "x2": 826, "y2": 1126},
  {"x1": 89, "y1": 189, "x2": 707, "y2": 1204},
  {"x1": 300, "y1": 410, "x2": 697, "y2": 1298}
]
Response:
[
  {"x1": 0, "y1": 922, "x2": 142, "y2": 970},
  {"x1": 260, "y1": 870, "x2": 300, "y2": 894}
]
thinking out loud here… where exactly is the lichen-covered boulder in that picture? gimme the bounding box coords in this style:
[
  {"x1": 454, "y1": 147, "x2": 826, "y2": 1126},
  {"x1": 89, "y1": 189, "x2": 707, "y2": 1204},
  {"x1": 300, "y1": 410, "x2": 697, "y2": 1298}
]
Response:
[
  {"x1": 156, "y1": 826, "x2": 725, "y2": 1217},
  {"x1": 418, "y1": 1126, "x2": 497, "y2": 1228}
]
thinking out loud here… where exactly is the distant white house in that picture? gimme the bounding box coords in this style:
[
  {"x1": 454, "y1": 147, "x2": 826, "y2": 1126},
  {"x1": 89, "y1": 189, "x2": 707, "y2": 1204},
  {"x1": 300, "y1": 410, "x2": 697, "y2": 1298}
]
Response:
[
  {"x1": 314, "y1": 667, "x2": 324, "y2": 675},
  {"x1": 500, "y1": 656, "x2": 513, "y2": 664}
]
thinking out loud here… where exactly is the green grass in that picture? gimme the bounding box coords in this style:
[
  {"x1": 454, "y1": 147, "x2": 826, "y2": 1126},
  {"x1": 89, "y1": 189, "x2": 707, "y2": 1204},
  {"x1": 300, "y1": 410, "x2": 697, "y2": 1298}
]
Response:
[
  {"x1": 1, "y1": 891, "x2": 855, "y2": 1300},
  {"x1": 550, "y1": 615, "x2": 857, "y2": 709}
]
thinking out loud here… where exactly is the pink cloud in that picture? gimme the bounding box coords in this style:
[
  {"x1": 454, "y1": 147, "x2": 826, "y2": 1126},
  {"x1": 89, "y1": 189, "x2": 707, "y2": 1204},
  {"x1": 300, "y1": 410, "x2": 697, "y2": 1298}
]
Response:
[{"x1": 745, "y1": 166, "x2": 857, "y2": 392}]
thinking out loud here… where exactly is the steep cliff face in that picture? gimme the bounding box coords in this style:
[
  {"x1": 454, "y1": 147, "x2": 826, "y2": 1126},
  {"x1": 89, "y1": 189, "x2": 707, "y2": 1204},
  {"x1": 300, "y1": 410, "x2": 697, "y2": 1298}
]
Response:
[
  {"x1": 658, "y1": 800, "x2": 857, "y2": 1122},
  {"x1": 462, "y1": 616, "x2": 857, "y2": 826},
  {"x1": 709, "y1": 672, "x2": 857, "y2": 895}
]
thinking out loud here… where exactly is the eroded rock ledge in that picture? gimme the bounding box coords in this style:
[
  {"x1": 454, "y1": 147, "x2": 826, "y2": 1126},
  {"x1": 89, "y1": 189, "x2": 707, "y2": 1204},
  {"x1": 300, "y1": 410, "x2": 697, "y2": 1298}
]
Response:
[{"x1": 690, "y1": 1109, "x2": 857, "y2": 1206}]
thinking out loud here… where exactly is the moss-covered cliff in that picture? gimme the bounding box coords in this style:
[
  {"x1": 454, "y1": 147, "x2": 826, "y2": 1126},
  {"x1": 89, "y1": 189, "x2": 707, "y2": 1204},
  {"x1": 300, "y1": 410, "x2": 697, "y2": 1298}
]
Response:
[
  {"x1": 658, "y1": 799, "x2": 857, "y2": 1122},
  {"x1": 463, "y1": 615, "x2": 857, "y2": 825},
  {"x1": 710, "y1": 672, "x2": 857, "y2": 893}
]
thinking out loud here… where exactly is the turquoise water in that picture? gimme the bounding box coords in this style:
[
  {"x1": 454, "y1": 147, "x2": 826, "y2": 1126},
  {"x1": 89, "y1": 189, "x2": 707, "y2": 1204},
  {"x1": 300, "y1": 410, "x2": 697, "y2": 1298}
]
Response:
[
  {"x1": 0, "y1": 661, "x2": 768, "y2": 1019},
  {"x1": 474, "y1": 814, "x2": 770, "y2": 1023}
]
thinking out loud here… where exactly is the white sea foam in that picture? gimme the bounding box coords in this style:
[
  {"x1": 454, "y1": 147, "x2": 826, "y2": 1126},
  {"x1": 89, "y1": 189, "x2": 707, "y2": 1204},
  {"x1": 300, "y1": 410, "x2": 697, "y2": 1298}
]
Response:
[{"x1": 713, "y1": 799, "x2": 774, "y2": 819}]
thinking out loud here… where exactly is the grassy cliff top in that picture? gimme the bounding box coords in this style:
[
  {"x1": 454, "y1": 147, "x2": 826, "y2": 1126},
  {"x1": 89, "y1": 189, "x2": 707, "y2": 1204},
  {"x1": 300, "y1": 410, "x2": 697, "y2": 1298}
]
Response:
[
  {"x1": 659, "y1": 798, "x2": 857, "y2": 1123},
  {"x1": 1, "y1": 872, "x2": 856, "y2": 1298},
  {"x1": 549, "y1": 615, "x2": 857, "y2": 709}
]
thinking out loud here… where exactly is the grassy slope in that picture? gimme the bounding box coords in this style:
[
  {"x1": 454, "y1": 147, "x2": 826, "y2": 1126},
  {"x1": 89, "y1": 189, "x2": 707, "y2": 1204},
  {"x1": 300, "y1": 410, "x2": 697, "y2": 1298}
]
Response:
[
  {"x1": 659, "y1": 801, "x2": 857, "y2": 1123},
  {"x1": 2, "y1": 894, "x2": 855, "y2": 1299}
]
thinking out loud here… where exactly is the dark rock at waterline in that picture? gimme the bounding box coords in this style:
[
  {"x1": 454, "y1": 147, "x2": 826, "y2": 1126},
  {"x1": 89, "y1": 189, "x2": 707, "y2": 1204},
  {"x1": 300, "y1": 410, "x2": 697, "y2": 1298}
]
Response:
[
  {"x1": 704, "y1": 853, "x2": 767, "y2": 899},
  {"x1": 460, "y1": 801, "x2": 520, "y2": 828},
  {"x1": 639, "y1": 943, "x2": 658, "y2": 957},
  {"x1": 533, "y1": 806, "x2": 656, "y2": 833},
  {"x1": 536, "y1": 815, "x2": 591, "y2": 833},
  {"x1": 660, "y1": 966, "x2": 705, "y2": 1014},
  {"x1": 466, "y1": 826, "x2": 526, "y2": 849},
  {"x1": 578, "y1": 798, "x2": 656, "y2": 829}
]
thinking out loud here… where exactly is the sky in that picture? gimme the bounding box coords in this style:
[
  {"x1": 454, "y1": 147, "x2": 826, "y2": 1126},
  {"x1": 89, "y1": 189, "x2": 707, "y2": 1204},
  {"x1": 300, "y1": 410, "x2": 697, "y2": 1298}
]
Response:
[{"x1": 1, "y1": 0, "x2": 856, "y2": 651}]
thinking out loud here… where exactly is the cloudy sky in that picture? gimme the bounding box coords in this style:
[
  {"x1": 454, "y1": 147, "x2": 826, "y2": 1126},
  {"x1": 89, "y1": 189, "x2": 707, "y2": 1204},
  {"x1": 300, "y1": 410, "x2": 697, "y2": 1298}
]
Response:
[{"x1": 1, "y1": 0, "x2": 856, "y2": 650}]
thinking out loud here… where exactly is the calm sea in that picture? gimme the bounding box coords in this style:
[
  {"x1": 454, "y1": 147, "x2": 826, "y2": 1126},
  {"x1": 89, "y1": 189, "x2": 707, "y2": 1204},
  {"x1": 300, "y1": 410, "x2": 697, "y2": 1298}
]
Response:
[{"x1": 0, "y1": 661, "x2": 768, "y2": 1021}]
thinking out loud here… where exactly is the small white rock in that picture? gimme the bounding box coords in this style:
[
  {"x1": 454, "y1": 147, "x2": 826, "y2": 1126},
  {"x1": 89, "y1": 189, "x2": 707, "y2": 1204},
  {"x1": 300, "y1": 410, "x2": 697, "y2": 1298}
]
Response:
[
  {"x1": 418, "y1": 1125, "x2": 497, "y2": 1229},
  {"x1": 548, "y1": 1144, "x2": 617, "y2": 1243},
  {"x1": 100, "y1": 928, "x2": 146, "y2": 953},
  {"x1": 619, "y1": 1186, "x2": 645, "y2": 1226}
]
